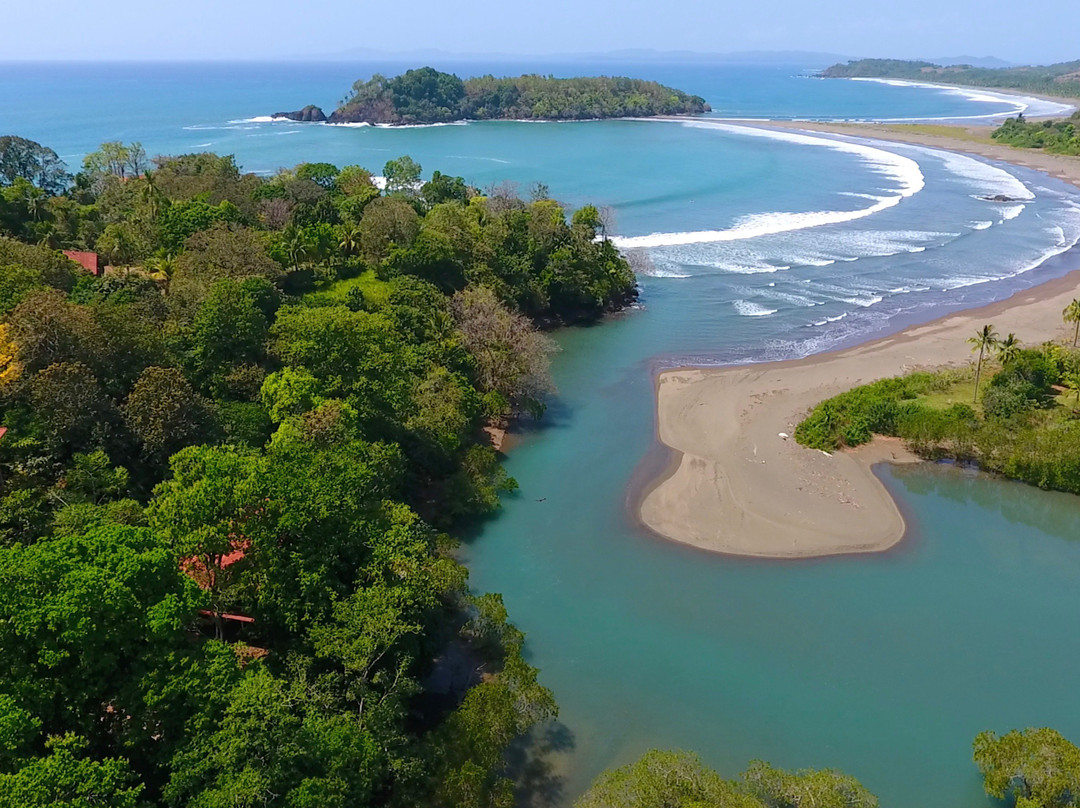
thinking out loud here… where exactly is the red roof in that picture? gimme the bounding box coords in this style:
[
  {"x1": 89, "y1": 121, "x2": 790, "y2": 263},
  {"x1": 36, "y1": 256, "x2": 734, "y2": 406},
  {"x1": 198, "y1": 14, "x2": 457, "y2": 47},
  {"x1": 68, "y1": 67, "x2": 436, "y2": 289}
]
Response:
[
  {"x1": 63, "y1": 251, "x2": 103, "y2": 277},
  {"x1": 198, "y1": 609, "x2": 255, "y2": 624},
  {"x1": 181, "y1": 539, "x2": 250, "y2": 591}
]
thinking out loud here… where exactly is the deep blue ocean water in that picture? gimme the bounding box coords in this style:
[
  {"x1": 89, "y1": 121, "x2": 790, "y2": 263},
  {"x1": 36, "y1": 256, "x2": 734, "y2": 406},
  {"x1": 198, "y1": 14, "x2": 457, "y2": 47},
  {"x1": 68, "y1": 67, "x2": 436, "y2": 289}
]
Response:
[{"x1": 4, "y1": 61, "x2": 1080, "y2": 807}]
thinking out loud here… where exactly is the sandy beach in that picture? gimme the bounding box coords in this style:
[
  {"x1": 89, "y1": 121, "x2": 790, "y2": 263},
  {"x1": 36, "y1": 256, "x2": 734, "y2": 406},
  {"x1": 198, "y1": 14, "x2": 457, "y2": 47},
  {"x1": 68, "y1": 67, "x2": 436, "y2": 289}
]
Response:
[{"x1": 638, "y1": 123, "x2": 1080, "y2": 558}]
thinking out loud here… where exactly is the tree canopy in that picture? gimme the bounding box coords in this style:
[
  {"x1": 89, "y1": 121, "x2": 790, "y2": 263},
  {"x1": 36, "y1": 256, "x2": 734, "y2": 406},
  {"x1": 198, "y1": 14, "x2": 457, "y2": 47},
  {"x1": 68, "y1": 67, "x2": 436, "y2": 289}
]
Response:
[
  {"x1": 330, "y1": 67, "x2": 710, "y2": 124},
  {"x1": 0, "y1": 138, "x2": 646, "y2": 806}
]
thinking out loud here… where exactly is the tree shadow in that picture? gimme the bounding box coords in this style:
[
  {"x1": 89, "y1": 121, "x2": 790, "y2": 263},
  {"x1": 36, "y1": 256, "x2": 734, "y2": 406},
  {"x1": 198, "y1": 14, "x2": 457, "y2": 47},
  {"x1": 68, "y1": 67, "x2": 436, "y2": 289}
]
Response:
[{"x1": 506, "y1": 720, "x2": 577, "y2": 808}]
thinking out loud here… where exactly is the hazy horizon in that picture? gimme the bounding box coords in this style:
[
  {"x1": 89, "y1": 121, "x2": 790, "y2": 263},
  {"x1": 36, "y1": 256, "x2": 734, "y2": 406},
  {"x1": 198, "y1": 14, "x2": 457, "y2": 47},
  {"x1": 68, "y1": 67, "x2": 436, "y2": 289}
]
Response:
[{"x1": 6, "y1": 0, "x2": 1077, "y2": 65}]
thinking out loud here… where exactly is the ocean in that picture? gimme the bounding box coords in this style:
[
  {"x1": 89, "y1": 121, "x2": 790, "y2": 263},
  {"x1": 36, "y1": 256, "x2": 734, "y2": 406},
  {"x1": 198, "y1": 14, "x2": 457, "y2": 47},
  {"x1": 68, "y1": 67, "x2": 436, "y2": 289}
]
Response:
[{"x1": 4, "y1": 60, "x2": 1080, "y2": 807}]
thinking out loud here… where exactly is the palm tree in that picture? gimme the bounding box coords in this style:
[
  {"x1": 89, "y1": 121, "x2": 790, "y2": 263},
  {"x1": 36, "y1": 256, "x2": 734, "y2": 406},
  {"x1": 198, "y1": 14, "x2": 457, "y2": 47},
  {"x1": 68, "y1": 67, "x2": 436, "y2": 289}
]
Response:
[
  {"x1": 284, "y1": 228, "x2": 311, "y2": 272},
  {"x1": 1063, "y1": 299, "x2": 1080, "y2": 347},
  {"x1": 996, "y1": 333, "x2": 1021, "y2": 365},
  {"x1": 338, "y1": 224, "x2": 363, "y2": 258},
  {"x1": 138, "y1": 169, "x2": 164, "y2": 221},
  {"x1": 968, "y1": 324, "x2": 999, "y2": 403}
]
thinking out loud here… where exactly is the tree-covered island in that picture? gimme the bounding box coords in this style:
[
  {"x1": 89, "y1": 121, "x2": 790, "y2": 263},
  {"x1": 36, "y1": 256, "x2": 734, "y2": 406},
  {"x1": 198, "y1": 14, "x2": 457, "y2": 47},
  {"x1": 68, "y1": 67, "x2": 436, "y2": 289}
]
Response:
[
  {"x1": 821, "y1": 58, "x2": 1080, "y2": 99},
  {"x1": 274, "y1": 66, "x2": 710, "y2": 125}
]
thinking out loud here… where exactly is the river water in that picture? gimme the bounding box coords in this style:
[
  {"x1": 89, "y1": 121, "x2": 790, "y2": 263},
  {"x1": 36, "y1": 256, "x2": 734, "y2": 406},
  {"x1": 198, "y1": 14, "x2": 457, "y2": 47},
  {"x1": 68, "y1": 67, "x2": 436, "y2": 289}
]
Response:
[{"x1": 3, "y1": 59, "x2": 1080, "y2": 806}]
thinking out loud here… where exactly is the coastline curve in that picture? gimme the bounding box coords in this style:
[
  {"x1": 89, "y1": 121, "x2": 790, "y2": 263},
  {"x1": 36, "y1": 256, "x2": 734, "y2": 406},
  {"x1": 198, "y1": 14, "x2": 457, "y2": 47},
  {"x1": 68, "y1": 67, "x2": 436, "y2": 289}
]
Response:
[{"x1": 636, "y1": 126, "x2": 1080, "y2": 558}]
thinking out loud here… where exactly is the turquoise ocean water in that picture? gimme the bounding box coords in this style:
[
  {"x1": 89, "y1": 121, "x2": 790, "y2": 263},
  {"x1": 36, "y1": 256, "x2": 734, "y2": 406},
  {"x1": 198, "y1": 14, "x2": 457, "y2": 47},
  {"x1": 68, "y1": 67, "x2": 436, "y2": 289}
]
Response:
[{"x1": 3, "y1": 61, "x2": 1080, "y2": 806}]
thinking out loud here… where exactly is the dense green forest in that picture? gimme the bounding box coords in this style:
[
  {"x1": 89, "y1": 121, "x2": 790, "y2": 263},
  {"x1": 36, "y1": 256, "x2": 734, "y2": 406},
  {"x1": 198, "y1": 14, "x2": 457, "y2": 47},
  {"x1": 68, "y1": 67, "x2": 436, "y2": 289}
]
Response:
[
  {"x1": 321, "y1": 66, "x2": 710, "y2": 125},
  {"x1": 0, "y1": 134, "x2": 638, "y2": 806},
  {"x1": 795, "y1": 326, "x2": 1080, "y2": 494},
  {"x1": 3, "y1": 132, "x2": 1078, "y2": 807},
  {"x1": 992, "y1": 110, "x2": 1080, "y2": 155},
  {"x1": 821, "y1": 58, "x2": 1080, "y2": 99}
]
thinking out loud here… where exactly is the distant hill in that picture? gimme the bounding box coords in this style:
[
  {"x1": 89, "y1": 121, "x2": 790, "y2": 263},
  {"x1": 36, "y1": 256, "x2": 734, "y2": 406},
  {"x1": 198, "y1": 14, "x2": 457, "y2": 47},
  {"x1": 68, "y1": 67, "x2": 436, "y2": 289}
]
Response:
[
  {"x1": 299, "y1": 47, "x2": 850, "y2": 68},
  {"x1": 287, "y1": 66, "x2": 710, "y2": 125},
  {"x1": 929, "y1": 56, "x2": 1014, "y2": 69},
  {"x1": 569, "y1": 49, "x2": 851, "y2": 66},
  {"x1": 821, "y1": 58, "x2": 1080, "y2": 98}
]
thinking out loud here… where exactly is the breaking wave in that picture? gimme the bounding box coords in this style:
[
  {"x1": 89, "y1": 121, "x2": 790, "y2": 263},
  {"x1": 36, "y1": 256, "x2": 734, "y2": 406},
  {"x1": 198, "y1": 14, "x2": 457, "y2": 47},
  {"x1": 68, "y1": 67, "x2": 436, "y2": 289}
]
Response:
[{"x1": 610, "y1": 122, "x2": 925, "y2": 249}]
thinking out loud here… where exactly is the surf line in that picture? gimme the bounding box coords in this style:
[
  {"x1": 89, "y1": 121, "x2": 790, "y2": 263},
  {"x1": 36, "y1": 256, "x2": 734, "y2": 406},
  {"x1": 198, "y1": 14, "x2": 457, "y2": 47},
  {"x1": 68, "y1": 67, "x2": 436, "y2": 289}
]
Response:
[{"x1": 611, "y1": 120, "x2": 926, "y2": 249}]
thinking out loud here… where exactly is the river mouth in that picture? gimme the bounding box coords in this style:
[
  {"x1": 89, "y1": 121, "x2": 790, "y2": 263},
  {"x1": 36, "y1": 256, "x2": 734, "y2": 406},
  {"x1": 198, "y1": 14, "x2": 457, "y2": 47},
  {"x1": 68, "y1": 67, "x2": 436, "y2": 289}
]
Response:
[
  {"x1": 463, "y1": 131, "x2": 1080, "y2": 807},
  {"x1": 6, "y1": 60, "x2": 1080, "y2": 808}
]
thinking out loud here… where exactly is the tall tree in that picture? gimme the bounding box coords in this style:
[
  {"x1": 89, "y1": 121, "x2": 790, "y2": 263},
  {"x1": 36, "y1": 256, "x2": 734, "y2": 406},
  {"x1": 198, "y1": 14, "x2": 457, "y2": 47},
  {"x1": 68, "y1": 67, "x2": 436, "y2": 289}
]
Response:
[
  {"x1": 0, "y1": 136, "x2": 71, "y2": 195},
  {"x1": 968, "y1": 324, "x2": 999, "y2": 403},
  {"x1": 974, "y1": 728, "x2": 1080, "y2": 808},
  {"x1": 1063, "y1": 299, "x2": 1080, "y2": 347},
  {"x1": 996, "y1": 332, "x2": 1021, "y2": 365},
  {"x1": 383, "y1": 155, "x2": 422, "y2": 196}
]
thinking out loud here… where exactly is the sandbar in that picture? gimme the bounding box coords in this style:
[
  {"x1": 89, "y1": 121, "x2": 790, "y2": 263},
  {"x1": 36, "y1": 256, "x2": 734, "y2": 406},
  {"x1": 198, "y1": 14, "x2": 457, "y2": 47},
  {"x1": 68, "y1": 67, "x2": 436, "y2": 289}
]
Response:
[{"x1": 638, "y1": 124, "x2": 1080, "y2": 558}]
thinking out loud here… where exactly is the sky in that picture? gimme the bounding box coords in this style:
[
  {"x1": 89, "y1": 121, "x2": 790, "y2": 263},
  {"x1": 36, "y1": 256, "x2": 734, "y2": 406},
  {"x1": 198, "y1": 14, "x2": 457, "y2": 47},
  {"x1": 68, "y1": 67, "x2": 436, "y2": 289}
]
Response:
[{"x1": 6, "y1": 0, "x2": 1078, "y2": 64}]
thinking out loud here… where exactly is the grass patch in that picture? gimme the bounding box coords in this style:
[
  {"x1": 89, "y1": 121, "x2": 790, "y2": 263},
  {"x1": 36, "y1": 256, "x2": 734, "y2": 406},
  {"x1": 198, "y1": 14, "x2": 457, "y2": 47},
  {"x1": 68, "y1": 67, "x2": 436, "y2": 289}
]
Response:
[
  {"x1": 795, "y1": 346, "x2": 1080, "y2": 495},
  {"x1": 302, "y1": 270, "x2": 391, "y2": 308},
  {"x1": 881, "y1": 124, "x2": 995, "y2": 143},
  {"x1": 912, "y1": 366, "x2": 981, "y2": 412}
]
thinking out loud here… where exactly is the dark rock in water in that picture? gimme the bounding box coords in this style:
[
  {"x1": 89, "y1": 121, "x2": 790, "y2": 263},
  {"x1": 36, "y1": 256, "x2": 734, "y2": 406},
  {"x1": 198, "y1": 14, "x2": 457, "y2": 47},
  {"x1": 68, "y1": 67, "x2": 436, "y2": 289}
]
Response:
[
  {"x1": 981, "y1": 194, "x2": 1021, "y2": 202},
  {"x1": 272, "y1": 105, "x2": 327, "y2": 123}
]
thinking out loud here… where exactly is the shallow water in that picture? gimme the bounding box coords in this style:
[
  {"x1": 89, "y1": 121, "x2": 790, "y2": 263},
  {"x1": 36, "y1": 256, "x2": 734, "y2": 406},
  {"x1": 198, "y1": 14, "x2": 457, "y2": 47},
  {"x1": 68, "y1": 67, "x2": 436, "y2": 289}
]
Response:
[{"x1": 4, "y1": 61, "x2": 1080, "y2": 806}]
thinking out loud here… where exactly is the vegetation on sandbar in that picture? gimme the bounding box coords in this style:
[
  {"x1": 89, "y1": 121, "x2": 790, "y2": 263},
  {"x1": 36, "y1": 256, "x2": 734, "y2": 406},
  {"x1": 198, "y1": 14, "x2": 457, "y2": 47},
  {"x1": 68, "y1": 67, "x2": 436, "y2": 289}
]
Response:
[
  {"x1": 796, "y1": 307, "x2": 1080, "y2": 495},
  {"x1": 992, "y1": 110, "x2": 1080, "y2": 155}
]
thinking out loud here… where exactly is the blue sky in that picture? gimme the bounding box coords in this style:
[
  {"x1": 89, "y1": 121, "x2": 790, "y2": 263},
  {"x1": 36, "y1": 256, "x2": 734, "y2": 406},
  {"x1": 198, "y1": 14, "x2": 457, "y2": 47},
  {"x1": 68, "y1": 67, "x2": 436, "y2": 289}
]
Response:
[{"x1": 8, "y1": 0, "x2": 1078, "y2": 63}]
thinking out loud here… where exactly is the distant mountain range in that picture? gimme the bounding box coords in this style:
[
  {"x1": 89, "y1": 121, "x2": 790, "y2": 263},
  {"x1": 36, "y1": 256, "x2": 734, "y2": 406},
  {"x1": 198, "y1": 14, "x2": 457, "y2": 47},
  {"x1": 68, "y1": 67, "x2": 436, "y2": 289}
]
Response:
[
  {"x1": 293, "y1": 47, "x2": 852, "y2": 67},
  {"x1": 290, "y1": 47, "x2": 1019, "y2": 72}
]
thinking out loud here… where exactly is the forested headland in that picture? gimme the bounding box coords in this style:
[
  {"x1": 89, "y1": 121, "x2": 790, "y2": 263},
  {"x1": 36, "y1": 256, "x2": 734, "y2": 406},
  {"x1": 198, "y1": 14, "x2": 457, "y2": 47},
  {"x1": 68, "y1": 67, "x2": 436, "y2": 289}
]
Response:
[
  {"x1": 821, "y1": 58, "x2": 1080, "y2": 99},
  {"x1": 277, "y1": 66, "x2": 710, "y2": 125},
  {"x1": 0, "y1": 134, "x2": 638, "y2": 805}
]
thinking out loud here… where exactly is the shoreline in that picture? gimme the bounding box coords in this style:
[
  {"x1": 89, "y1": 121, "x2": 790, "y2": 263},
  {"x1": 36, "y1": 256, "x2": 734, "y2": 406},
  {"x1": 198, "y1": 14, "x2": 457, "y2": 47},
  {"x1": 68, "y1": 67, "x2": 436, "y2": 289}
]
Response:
[{"x1": 636, "y1": 123, "x2": 1080, "y2": 559}]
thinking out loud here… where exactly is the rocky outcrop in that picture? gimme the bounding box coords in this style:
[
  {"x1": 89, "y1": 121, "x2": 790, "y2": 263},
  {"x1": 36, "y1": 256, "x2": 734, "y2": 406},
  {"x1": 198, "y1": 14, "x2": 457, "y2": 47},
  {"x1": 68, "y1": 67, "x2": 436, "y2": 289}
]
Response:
[{"x1": 271, "y1": 105, "x2": 327, "y2": 123}]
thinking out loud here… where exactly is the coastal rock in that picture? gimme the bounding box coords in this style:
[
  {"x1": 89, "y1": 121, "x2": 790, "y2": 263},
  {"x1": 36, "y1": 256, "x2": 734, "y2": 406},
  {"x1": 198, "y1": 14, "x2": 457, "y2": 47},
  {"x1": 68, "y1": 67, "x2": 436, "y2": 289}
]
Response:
[
  {"x1": 271, "y1": 105, "x2": 327, "y2": 123},
  {"x1": 981, "y1": 194, "x2": 1023, "y2": 202}
]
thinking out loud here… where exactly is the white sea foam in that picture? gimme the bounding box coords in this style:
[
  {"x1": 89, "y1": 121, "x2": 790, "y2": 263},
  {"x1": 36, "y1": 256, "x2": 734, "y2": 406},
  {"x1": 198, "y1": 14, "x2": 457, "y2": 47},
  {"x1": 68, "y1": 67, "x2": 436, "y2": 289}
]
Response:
[
  {"x1": 836, "y1": 294, "x2": 884, "y2": 307},
  {"x1": 711, "y1": 262, "x2": 787, "y2": 274},
  {"x1": 445, "y1": 154, "x2": 511, "y2": 164},
  {"x1": 368, "y1": 120, "x2": 470, "y2": 129},
  {"x1": 733, "y1": 300, "x2": 778, "y2": 317},
  {"x1": 758, "y1": 289, "x2": 821, "y2": 307},
  {"x1": 229, "y1": 116, "x2": 290, "y2": 123},
  {"x1": 610, "y1": 122, "x2": 925, "y2": 249},
  {"x1": 904, "y1": 144, "x2": 1035, "y2": 200},
  {"x1": 848, "y1": 77, "x2": 1076, "y2": 121},
  {"x1": 1001, "y1": 205, "x2": 1026, "y2": 221},
  {"x1": 809, "y1": 312, "x2": 850, "y2": 326},
  {"x1": 970, "y1": 220, "x2": 994, "y2": 230},
  {"x1": 939, "y1": 227, "x2": 1080, "y2": 290}
]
